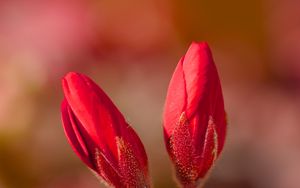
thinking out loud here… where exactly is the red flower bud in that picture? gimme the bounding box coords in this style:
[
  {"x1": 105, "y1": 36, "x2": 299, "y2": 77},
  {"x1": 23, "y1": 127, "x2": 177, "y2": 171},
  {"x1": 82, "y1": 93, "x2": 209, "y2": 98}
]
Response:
[
  {"x1": 61, "y1": 72, "x2": 150, "y2": 188},
  {"x1": 163, "y1": 42, "x2": 226, "y2": 187}
]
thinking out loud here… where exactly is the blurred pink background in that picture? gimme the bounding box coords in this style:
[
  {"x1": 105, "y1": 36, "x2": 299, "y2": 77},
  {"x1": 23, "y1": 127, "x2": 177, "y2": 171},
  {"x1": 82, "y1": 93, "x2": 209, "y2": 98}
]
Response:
[{"x1": 1, "y1": 0, "x2": 300, "y2": 188}]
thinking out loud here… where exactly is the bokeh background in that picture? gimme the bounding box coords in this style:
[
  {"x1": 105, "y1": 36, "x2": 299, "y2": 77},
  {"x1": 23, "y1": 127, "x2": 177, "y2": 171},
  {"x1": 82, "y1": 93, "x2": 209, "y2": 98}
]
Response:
[{"x1": 1, "y1": 0, "x2": 300, "y2": 187}]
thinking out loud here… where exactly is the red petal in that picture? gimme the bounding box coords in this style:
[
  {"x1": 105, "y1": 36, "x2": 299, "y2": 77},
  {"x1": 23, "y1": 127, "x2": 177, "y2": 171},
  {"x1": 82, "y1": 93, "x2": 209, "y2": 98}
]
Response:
[
  {"x1": 181, "y1": 42, "x2": 226, "y2": 157},
  {"x1": 163, "y1": 57, "x2": 187, "y2": 140},
  {"x1": 196, "y1": 116, "x2": 218, "y2": 177},
  {"x1": 62, "y1": 72, "x2": 125, "y2": 161},
  {"x1": 94, "y1": 148, "x2": 123, "y2": 187},
  {"x1": 182, "y1": 42, "x2": 216, "y2": 118},
  {"x1": 61, "y1": 99, "x2": 94, "y2": 169}
]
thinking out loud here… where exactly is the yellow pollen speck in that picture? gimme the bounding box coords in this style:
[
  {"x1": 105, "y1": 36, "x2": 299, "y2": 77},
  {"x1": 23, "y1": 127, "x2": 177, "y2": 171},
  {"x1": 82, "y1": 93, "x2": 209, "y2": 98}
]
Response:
[
  {"x1": 179, "y1": 112, "x2": 188, "y2": 125},
  {"x1": 208, "y1": 116, "x2": 218, "y2": 161}
]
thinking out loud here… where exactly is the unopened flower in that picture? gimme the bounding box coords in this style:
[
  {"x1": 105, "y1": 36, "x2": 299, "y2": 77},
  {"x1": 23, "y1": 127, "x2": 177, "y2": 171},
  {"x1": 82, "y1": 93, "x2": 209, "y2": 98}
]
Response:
[
  {"x1": 163, "y1": 42, "x2": 226, "y2": 187},
  {"x1": 61, "y1": 72, "x2": 150, "y2": 188}
]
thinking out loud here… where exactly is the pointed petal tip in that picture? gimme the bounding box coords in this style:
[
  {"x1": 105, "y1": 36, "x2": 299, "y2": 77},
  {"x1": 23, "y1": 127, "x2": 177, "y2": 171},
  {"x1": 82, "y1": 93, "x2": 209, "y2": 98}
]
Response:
[
  {"x1": 190, "y1": 41, "x2": 209, "y2": 48},
  {"x1": 62, "y1": 72, "x2": 82, "y2": 84},
  {"x1": 62, "y1": 72, "x2": 79, "y2": 95},
  {"x1": 188, "y1": 41, "x2": 211, "y2": 55},
  {"x1": 63, "y1": 71, "x2": 81, "y2": 79},
  {"x1": 183, "y1": 41, "x2": 213, "y2": 68},
  {"x1": 61, "y1": 72, "x2": 91, "y2": 99}
]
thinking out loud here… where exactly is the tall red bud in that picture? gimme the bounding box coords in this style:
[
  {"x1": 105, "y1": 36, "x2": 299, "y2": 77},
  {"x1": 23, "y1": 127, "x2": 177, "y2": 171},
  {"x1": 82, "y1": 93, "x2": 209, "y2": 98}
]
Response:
[
  {"x1": 61, "y1": 72, "x2": 150, "y2": 188},
  {"x1": 163, "y1": 42, "x2": 226, "y2": 187}
]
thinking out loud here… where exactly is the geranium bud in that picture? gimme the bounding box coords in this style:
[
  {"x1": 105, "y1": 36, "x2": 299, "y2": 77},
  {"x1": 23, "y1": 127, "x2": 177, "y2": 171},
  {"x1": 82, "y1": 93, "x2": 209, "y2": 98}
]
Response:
[
  {"x1": 61, "y1": 72, "x2": 150, "y2": 188},
  {"x1": 163, "y1": 42, "x2": 226, "y2": 187}
]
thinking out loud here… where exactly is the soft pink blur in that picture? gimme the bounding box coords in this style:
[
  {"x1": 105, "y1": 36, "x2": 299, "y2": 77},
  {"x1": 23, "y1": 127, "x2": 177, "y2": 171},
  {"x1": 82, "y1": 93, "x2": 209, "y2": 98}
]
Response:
[{"x1": 0, "y1": 0, "x2": 300, "y2": 188}]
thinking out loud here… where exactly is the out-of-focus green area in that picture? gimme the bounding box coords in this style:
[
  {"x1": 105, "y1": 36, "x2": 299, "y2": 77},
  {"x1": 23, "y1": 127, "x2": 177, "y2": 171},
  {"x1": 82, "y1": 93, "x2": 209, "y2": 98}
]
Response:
[{"x1": 1, "y1": 0, "x2": 300, "y2": 188}]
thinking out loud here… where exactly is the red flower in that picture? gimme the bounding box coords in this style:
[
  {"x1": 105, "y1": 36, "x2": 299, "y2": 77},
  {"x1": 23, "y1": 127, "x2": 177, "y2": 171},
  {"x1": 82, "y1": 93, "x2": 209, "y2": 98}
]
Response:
[
  {"x1": 61, "y1": 72, "x2": 150, "y2": 188},
  {"x1": 163, "y1": 42, "x2": 226, "y2": 187}
]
